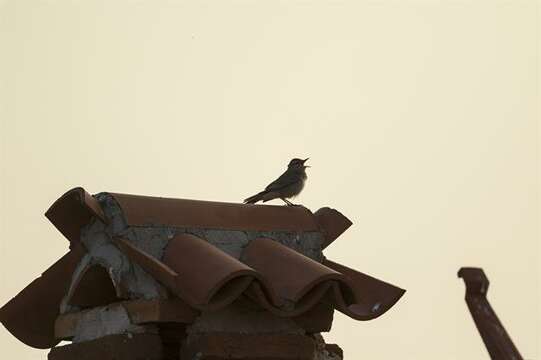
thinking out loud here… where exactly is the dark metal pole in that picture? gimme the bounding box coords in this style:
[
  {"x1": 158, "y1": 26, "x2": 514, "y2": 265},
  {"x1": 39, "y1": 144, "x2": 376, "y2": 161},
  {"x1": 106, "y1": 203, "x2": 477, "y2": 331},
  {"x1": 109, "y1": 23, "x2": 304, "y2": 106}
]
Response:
[{"x1": 458, "y1": 267, "x2": 523, "y2": 360}]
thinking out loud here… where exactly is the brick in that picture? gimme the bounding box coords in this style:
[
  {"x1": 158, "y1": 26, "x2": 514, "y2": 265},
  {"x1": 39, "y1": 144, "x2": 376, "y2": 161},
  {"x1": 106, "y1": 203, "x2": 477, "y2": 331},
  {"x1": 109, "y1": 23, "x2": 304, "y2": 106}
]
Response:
[
  {"x1": 158, "y1": 323, "x2": 186, "y2": 360},
  {"x1": 181, "y1": 333, "x2": 315, "y2": 359},
  {"x1": 55, "y1": 299, "x2": 197, "y2": 340},
  {"x1": 48, "y1": 333, "x2": 162, "y2": 360}
]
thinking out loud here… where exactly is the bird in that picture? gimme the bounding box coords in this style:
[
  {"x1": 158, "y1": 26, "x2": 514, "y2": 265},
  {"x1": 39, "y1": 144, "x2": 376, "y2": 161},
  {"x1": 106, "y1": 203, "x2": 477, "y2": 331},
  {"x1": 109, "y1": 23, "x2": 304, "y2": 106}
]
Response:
[{"x1": 243, "y1": 158, "x2": 310, "y2": 206}]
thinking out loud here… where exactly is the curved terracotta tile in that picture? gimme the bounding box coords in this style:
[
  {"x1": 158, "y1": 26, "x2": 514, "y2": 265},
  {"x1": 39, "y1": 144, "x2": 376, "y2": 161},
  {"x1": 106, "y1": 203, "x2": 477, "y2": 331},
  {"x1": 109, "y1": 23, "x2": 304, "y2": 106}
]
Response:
[
  {"x1": 313, "y1": 207, "x2": 353, "y2": 249},
  {"x1": 244, "y1": 280, "x2": 336, "y2": 318},
  {"x1": 115, "y1": 235, "x2": 258, "y2": 311},
  {"x1": 3, "y1": 188, "x2": 402, "y2": 351},
  {"x1": 110, "y1": 193, "x2": 319, "y2": 231},
  {"x1": 45, "y1": 187, "x2": 106, "y2": 246},
  {"x1": 242, "y1": 239, "x2": 371, "y2": 318},
  {"x1": 243, "y1": 282, "x2": 285, "y2": 314},
  {"x1": 115, "y1": 235, "x2": 404, "y2": 321},
  {"x1": 242, "y1": 238, "x2": 346, "y2": 303},
  {"x1": 45, "y1": 188, "x2": 355, "y2": 250},
  {"x1": 324, "y1": 259, "x2": 406, "y2": 320},
  {"x1": 162, "y1": 234, "x2": 257, "y2": 310},
  {"x1": 227, "y1": 240, "x2": 404, "y2": 320},
  {"x1": 0, "y1": 245, "x2": 85, "y2": 349},
  {"x1": 113, "y1": 237, "x2": 178, "y2": 292}
]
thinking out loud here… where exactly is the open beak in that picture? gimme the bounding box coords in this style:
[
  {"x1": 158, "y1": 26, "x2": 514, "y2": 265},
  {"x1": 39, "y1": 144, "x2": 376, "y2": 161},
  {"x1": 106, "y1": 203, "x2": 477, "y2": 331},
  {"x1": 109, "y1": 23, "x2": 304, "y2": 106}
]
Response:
[{"x1": 302, "y1": 158, "x2": 310, "y2": 167}]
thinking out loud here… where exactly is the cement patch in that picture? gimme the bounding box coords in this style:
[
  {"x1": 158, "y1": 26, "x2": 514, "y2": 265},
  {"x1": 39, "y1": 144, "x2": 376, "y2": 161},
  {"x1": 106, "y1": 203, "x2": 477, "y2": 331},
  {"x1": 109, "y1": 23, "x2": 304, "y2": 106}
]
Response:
[{"x1": 72, "y1": 304, "x2": 156, "y2": 343}]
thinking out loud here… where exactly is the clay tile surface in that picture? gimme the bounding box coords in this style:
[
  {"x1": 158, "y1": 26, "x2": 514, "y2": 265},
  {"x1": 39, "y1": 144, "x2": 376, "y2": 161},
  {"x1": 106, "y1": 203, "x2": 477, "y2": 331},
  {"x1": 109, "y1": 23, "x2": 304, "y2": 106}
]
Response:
[
  {"x1": 2, "y1": 187, "x2": 404, "y2": 349},
  {"x1": 242, "y1": 238, "x2": 344, "y2": 304},
  {"x1": 313, "y1": 207, "x2": 353, "y2": 249},
  {"x1": 0, "y1": 244, "x2": 86, "y2": 348},
  {"x1": 323, "y1": 259, "x2": 406, "y2": 320},
  {"x1": 162, "y1": 234, "x2": 257, "y2": 309},
  {"x1": 45, "y1": 187, "x2": 106, "y2": 247},
  {"x1": 45, "y1": 187, "x2": 353, "y2": 248},
  {"x1": 109, "y1": 192, "x2": 320, "y2": 231},
  {"x1": 117, "y1": 234, "x2": 405, "y2": 320}
]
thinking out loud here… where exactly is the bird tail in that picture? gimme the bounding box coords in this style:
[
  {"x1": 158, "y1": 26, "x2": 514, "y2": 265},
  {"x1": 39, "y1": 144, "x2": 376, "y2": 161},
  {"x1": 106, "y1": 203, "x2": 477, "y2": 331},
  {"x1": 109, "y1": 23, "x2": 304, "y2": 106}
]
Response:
[{"x1": 243, "y1": 191, "x2": 267, "y2": 204}]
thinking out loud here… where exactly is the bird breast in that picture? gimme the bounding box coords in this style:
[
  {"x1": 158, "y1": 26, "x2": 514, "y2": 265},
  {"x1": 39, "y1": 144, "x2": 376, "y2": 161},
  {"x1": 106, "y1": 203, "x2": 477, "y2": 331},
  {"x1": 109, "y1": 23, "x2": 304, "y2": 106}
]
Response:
[{"x1": 282, "y1": 177, "x2": 306, "y2": 198}]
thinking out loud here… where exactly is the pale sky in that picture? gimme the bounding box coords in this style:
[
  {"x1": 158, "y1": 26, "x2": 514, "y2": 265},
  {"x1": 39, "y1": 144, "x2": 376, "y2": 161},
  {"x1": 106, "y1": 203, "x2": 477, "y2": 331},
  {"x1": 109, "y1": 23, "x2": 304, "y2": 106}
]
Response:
[{"x1": 1, "y1": 1, "x2": 539, "y2": 359}]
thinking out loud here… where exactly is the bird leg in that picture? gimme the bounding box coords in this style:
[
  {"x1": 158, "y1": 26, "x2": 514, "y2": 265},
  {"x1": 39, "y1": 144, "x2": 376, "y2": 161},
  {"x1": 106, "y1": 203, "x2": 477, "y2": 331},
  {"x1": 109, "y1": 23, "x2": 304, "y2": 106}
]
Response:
[
  {"x1": 281, "y1": 198, "x2": 294, "y2": 206},
  {"x1": 281, "y1": 198, "x2": 302, "y2": 207}
]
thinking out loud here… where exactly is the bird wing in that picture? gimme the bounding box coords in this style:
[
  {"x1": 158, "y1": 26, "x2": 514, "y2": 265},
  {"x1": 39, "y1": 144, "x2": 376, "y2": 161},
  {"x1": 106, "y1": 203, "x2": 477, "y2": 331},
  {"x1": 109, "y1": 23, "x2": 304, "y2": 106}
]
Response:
[{"x1": 264, "y1": 170, "x2": 299, "y2": 192}]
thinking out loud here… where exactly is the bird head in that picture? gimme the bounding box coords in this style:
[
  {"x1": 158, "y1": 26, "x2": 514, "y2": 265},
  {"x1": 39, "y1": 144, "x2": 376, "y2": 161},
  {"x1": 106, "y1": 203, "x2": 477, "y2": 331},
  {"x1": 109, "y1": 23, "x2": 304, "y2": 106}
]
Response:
[{"x1": 288, "y1": 158, "x2": 310, "y2": 169}]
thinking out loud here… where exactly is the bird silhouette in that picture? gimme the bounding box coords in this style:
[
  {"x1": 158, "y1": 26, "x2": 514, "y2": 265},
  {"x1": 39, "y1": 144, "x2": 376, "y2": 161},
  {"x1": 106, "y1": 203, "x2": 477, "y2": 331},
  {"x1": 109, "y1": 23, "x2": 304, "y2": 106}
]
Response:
[{"x1": 244, "y1": 158, "x2": 310, "y2": 206}]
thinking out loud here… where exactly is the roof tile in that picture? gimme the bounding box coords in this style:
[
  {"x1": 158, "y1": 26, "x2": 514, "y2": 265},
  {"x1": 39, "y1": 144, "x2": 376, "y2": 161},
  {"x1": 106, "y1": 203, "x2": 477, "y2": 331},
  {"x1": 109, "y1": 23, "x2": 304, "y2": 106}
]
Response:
[
  {"x1": 45, "y1": 187, "x2": 106, "y2": 246},
  {"x1": 1, "y1": 187, "x2": 405, "y2": 349},
  {"x1": 115, "y1": 233, "x2": 405, "y2": 320},
  {"x1": 111, "y1": 192, "x2": 319, "y2": 232},
  {"x1": 0, "y1": 245, "x2": 86, "y2": 348}
]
